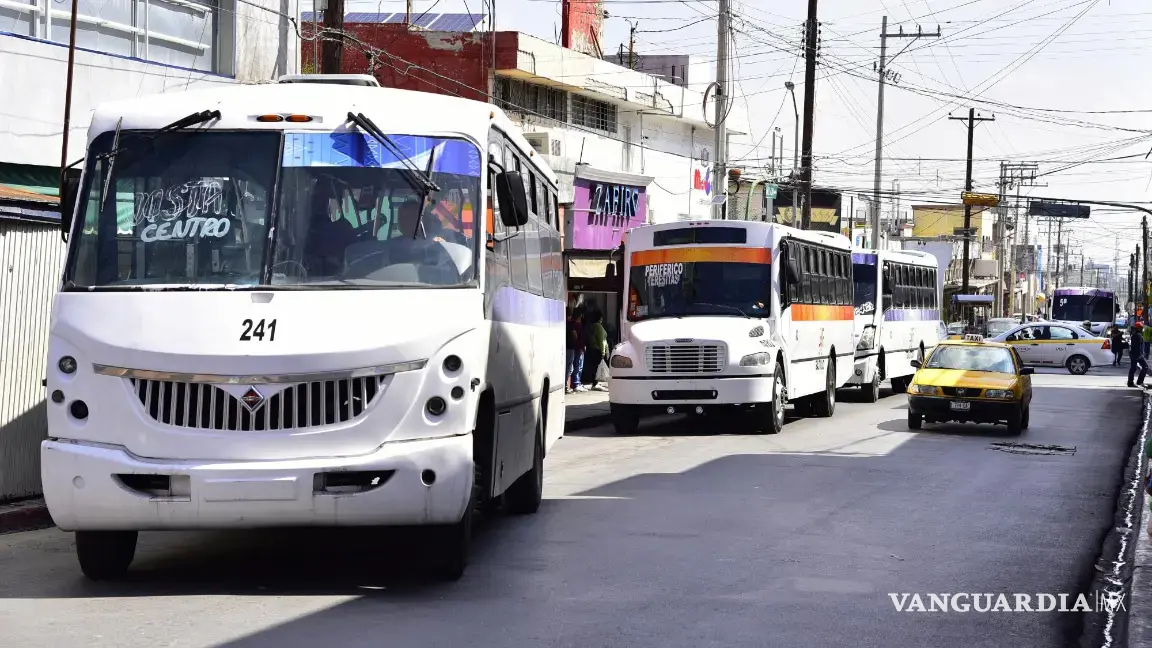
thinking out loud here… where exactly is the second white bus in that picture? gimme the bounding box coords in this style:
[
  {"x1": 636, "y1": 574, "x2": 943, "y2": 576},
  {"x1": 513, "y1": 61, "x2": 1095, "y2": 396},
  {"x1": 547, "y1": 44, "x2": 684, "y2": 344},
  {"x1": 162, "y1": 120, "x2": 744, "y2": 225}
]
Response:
[
  {"x1": 848, "y1": 249, "x2": 943, "y2": 400},
  {"x1": 608, "y1": 221, "x2": 856, "y2": 435}
]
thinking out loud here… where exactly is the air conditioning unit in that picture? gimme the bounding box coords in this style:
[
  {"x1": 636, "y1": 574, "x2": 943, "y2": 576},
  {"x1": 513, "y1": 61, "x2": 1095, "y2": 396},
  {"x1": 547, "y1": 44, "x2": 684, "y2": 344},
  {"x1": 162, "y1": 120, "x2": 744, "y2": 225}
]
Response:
[{"x1": 524, "y1": 133, "x2": 561, "y2": 157}]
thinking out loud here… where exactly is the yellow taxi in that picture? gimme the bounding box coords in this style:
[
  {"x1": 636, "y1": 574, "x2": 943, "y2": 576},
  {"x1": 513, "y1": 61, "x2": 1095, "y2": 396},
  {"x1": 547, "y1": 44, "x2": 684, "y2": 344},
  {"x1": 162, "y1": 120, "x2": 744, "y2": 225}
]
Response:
[{"x1": 905, "y1": 335, "x2": 1034, "y2": 435}]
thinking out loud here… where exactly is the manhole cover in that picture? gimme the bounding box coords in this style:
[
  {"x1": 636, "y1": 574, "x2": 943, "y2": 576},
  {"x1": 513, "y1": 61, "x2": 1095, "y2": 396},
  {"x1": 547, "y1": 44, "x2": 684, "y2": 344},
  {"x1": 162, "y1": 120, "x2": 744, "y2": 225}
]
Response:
[{"x1": 989, "y1": 442, "x2": 1077, "y2": 456}]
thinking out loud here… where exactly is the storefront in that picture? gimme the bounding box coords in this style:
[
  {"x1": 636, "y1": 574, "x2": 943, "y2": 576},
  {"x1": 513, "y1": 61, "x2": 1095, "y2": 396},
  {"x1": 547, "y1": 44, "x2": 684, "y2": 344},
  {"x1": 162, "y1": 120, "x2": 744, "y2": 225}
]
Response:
[{"x1": 563, "y1": 166, "x2": 653, "y2": 348}]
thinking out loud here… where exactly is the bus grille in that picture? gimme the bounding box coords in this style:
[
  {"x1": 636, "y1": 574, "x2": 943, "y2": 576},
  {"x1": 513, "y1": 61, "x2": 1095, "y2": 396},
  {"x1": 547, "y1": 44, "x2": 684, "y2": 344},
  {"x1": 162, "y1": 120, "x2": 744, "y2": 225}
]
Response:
[
  {"x1": 129, "y1": 377, "x2": 386, "y2": 431},
  {"x1": 645, "y1": 344, "x2": 726, "y2": 373}
]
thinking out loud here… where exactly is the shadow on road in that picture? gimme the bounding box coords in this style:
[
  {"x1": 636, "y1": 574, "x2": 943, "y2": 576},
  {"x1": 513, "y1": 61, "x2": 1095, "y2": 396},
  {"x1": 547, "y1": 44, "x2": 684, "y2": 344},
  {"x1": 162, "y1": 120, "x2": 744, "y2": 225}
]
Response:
[{"x1": 0, "y1": 386, "x2": 1141, "y2": 648}]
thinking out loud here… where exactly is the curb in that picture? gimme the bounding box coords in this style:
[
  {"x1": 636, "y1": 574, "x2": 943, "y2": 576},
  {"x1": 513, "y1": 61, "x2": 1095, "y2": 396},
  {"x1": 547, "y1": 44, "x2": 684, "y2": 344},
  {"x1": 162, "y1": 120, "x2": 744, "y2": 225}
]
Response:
[{"x1": 0, "y1": 498, "x2": 53, "y2": 535}]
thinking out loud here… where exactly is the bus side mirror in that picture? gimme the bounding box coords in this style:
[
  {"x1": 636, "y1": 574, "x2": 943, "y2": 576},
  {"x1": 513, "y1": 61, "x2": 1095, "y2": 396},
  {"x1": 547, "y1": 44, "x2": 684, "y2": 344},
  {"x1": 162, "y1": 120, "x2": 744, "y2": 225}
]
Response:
[
  {"x1": 495, "y1": 171, "x2": 529, "y2": 228},
  {"x1": 60, "y1": 174, "x2": 80, "y2": 241}
]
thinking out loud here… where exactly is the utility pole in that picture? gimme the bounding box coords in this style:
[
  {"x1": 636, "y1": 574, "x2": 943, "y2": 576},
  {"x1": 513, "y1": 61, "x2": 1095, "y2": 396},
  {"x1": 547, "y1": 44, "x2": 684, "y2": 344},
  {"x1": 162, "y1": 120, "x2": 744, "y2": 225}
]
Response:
[
  {"x1": 628, "y1": 21, "x2": 637, "y2": 69},
  {"x1": 58, "y1": 0, "x2": 81, "y2": 199},
  {"x1": 798, "y1": 0, "x2": 820, "y2": 230},
  {"x1": 1080, "y1": 252, "x2": 1085, "y2": 285},
  {"x1": 950, "y1": 107, "x2": 995, "y2": 294},
  {"x1": 1143, "y1": 216, "x2": 1149, "y2": 308},
  {"x1": 871, "y1": 18, "x2": 940, "y2": 248},
  {"x1": 712, "y1": 0, "x2": 730, "y2": 220},
  {"x1": 785, "y1": 82, "x2": 799, "y2": 227},
  {"x1": 321, "y1": 0, "x2": 344, "y2": 73},
  {"x1": 1055, "y1": 219, "x2": 1063, "y2": 290}
]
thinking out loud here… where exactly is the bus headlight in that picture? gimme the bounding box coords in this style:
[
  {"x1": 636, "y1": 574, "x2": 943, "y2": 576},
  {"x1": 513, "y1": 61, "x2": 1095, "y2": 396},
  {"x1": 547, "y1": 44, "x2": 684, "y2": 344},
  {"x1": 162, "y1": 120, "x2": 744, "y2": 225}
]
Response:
[
  {"x1": 856, "y1": 327, "x2": 876, "y2": 351},
  {"x1": 739, "y1": 352, "x2": 772, "y2": 367},
  {"x1": 610, "y1": 355, "x2": 633, "y2": 369}
]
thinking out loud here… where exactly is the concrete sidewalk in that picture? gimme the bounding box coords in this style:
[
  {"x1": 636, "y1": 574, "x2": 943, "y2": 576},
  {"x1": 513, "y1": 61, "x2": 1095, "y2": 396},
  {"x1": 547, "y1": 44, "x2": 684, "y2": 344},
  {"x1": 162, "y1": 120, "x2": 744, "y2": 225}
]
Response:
[{"x1": 0, "y1": 390, "x2": 616, "y2": 534}]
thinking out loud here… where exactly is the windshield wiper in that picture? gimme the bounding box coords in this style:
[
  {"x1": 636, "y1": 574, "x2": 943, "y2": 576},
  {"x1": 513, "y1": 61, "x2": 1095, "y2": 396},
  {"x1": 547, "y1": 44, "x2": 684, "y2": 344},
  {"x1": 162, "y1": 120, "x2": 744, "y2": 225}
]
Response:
[
  {"x1": 413, "y1": 145, "x2": 437, "y2": 240},
  {"x1": 95, "y1": 109, "x2": 221, "y2": 209},
  {"x1": 692, "y1": 302, "x2": 751, "y2": 318},
  {"x1": 345, "y1": 112, "x2": 440, "y2": 195}
]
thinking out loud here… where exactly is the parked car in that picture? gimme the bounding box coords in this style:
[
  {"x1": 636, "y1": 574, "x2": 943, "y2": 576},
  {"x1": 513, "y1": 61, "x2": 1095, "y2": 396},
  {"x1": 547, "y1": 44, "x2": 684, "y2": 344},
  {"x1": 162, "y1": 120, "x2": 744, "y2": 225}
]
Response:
[{"x1": 986, "y1": 322, "x2": 1112, "y2": 375}]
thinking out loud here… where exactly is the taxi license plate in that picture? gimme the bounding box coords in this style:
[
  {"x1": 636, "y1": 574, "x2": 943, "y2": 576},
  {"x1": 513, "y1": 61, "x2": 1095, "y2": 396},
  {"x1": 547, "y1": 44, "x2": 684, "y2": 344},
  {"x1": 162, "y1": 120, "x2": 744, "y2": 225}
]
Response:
[{"x1": 950, "y1": 401, "x2": 970, "y2": 412}]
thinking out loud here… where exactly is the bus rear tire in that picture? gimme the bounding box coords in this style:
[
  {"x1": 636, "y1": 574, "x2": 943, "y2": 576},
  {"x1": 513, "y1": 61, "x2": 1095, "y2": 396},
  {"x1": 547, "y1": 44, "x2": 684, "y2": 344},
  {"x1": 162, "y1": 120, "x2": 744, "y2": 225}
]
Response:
[
  {"x1": 76, "y1": 530, "x2": 137, "y2": 581},
  {"x1": 812, "y1": 361, "x2": 836, "y2": 418},
  {"x1": 505, "y1": 420, "x2": 544, "y2": 515},
  {"x1": 610, "y1": 403, "x2": 640, "y2": 435},
  {"x1": 890, "y1": 375, "x2": 910, "y2": 393}
]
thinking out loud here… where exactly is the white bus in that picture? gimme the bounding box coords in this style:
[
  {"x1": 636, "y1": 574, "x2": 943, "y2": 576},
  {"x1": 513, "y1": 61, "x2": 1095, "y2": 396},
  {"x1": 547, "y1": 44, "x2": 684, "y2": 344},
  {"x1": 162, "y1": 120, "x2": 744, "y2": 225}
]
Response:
[
  {"x1": 44, "y1": 82, "x2": 566, "y2": 581},
  {"x1": 848, "y1": 249, "x2": 943, "y2": 401},
  {"x1": 608, "y1": 221, "x2": 855, "y2": 435}
]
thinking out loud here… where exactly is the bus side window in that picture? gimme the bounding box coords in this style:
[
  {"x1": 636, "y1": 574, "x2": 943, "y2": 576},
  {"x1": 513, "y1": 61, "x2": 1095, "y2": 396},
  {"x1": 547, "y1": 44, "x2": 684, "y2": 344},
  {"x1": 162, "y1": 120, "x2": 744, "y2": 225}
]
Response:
[{"x1": 802, "y1": 246, "x2": 813, "y2": 304}]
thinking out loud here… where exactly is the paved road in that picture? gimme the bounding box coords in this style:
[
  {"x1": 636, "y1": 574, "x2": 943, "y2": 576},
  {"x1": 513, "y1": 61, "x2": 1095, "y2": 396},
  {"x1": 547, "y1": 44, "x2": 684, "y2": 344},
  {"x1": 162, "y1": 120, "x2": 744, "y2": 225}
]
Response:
[{"x1": 0, "y1": 366, "x2": 1141, "y2": 648}]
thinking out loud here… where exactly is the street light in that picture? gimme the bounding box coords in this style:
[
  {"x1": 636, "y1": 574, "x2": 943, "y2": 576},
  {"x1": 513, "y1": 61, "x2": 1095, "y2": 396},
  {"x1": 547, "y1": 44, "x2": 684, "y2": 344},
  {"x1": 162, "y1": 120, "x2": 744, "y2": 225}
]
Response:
[{"x1": 784, "y1": 81, "x2": 799, "y2": 227}]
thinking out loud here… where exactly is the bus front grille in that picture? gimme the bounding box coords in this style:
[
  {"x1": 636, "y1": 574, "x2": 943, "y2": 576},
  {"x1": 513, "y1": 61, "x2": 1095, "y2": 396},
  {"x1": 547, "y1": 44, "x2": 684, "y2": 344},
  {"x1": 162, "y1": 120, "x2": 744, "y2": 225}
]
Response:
[
  {"x1": 645, "y1": 344, "x2": 726, "y2": 373},
  {"x1": 129, "y1": 377, "x2": 386, "y2": 431}
]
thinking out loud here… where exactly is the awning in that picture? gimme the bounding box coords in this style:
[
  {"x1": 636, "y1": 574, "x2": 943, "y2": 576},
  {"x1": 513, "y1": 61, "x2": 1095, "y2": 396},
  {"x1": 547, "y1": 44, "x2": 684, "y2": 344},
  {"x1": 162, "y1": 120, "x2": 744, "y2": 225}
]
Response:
[
  {"x1": 953, "y1": 295, "x2": 995, "y2": 304},
  {"x1": 946, "y1": 278, "x2": 999, "y2": 291},
  {"x1": 568, "y1": 257, "x2": 613, "y2": 279}
]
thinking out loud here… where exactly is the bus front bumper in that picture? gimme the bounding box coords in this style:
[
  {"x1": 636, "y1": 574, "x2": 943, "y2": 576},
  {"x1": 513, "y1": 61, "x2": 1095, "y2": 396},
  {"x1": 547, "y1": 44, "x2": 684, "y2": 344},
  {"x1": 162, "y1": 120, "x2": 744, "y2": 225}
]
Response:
[
  {"x1": 608, "y1": 374, "x2": 775, "y2": 406},
  {"x1": 846, "y1": 353, "x2": 879, "y2": 385},
  {"x1": 40, "y1": 434, "x2": 473, "y2": 531}
]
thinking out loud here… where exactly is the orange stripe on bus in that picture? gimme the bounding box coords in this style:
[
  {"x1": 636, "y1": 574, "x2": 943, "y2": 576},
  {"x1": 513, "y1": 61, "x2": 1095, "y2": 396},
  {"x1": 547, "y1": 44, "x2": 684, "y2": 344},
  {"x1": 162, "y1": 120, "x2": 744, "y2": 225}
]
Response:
[
  {"x1": 631, "y1": 247, "x2": 772, "y2": 266},
  {"x1": 790, "y1": 304, "x2": 854, "y2": 321}
]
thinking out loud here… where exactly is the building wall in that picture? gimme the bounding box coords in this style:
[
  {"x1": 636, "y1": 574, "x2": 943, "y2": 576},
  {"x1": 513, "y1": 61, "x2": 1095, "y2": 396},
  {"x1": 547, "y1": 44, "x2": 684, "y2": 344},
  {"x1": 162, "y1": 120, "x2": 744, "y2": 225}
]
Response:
[
  {"x1": 0, "y1": 0, "x2": 298, "y2": 168},
  {"x1": 0, "y1": 219, "x2": 66, "y2": 500}
]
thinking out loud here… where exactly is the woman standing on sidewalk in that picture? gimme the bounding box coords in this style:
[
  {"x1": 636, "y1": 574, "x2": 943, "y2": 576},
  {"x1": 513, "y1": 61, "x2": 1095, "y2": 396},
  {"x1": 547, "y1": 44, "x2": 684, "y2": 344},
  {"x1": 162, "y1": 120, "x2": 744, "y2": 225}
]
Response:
[{"x1": 584, "y1": 311, "x2": 610, "y2": 392}]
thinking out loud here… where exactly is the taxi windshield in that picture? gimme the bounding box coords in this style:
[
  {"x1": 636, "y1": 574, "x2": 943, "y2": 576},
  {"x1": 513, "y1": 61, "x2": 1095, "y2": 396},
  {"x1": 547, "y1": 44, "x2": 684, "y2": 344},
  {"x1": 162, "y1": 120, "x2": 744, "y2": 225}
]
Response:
[{"x1": 925, "y1": 345, "x2": 1016, "y2": 374}]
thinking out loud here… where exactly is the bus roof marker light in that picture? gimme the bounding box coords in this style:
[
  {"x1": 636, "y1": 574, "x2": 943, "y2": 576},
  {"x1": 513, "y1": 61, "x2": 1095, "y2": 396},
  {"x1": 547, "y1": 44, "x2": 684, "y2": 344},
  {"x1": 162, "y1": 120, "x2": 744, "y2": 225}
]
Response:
[
  {"x1": 285, "y1": 115, "x2": 313, "y2": 123},
  {"x1": 256, "y1": 114, "x2": 284, "y2": 122}
]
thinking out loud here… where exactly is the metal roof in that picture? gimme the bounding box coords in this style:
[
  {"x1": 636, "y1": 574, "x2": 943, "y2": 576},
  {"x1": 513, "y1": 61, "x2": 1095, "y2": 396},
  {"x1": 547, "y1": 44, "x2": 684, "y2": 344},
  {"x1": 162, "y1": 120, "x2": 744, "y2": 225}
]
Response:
[{"x1": 299, "y1": 12, "x2": 484, "y2": 30}]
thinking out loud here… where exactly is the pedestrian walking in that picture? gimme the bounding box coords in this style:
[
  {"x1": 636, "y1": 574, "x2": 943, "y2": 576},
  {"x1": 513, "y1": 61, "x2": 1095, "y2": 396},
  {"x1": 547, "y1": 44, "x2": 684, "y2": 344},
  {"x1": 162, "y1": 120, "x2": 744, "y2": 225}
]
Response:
[
  {"x1": 584, "y1": 310, "x2": 610, "y2": 392},
  {"x1": 1110, "y1": 325, "x2": 1126, "y2": 366},
  {"x1": 1128, "y1": 322, "x2": 1149, "y2": 387},
  {"x1": 566, "y1": 308, "x2": 587, "y2": 393}
]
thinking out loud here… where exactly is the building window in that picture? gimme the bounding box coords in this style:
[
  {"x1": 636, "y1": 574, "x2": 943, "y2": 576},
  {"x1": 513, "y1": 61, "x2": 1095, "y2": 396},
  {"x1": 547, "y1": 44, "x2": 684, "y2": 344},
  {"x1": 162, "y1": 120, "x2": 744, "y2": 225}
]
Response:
[
  {"x1": 0, "y1": 0, "x2": 230, "y2": 73},
  {"x1": 571, "y1": 93, "x2": 618, "y2": 133},
  {"x1": 496, "y1": 78, "x2": 567, "y2": 123}
]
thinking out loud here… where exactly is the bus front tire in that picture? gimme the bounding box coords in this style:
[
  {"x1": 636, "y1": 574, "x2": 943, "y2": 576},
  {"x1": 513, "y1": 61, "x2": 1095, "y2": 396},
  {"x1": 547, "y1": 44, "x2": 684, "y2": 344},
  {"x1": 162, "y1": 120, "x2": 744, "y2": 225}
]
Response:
[
  {"x1": 429, "y1": 488, "x2": 474, "y2": 581},
  {"x1": 505, "y1": 422, "x2": 543, "y2": 515},
  {"x1": 862, "y1": 371, "x2": 880, "y2": 403},
  {"x1": 76, "y1": 530, "x2": 137, "y2": 581},
  {"x1": 753, "y1": 363, "x2": 787, "y2": 435},
  {"x1": 610, "y1": 403, "x2": 640, "y2": 435}
]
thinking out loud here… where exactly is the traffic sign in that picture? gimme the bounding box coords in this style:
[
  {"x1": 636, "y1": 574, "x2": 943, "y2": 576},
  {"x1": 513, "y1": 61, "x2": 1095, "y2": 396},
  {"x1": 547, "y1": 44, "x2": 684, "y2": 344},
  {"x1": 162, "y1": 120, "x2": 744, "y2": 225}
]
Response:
[
  {"x1": 962, "y1": 192, "x2": 1000, "y2": 207},
  {"x1": 1028, "y1": 202, "x2": 1090, "y2": 218},
  {"x1": 765, "y1": 184, "x2": 778, "y2": 199},
  {"x1": 953, "y1": 227, "x2": 977, "y2": 237}
]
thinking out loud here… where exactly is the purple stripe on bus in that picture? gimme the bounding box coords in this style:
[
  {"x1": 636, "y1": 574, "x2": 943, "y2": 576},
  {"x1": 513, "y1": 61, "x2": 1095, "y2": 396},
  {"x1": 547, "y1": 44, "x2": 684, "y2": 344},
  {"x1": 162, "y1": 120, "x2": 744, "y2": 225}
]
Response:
[
  {"x1": 883, "y1": 309, "x2": 941, "y2": 322},
  {"x1": 1053, "y1": 288, "x2": 1113, "y2": 297},
  {"x1": 852, "y1": 253, "x2": 878, "y2": 265},
  {"x1": 491, "y1": 286, "x2": 565, "y2": 326}
]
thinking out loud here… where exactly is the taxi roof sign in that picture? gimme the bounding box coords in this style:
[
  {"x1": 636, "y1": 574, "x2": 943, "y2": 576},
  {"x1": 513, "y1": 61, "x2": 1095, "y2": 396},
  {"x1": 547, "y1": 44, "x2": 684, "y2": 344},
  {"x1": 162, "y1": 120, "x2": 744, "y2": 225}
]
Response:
[
  {"x1": 962, "y1": 192, "x2": 1000, "y2": 207},
  {"x1": 964, "y1": 334, "x2": 984, "y2": 342}
]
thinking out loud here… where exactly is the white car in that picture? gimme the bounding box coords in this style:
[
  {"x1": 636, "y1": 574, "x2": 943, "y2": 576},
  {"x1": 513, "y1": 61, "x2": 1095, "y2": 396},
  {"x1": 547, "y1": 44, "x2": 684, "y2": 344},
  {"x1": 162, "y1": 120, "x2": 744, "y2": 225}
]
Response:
[{"x1": 986, "y1": 322, "x2": 1113, "y2": 375}]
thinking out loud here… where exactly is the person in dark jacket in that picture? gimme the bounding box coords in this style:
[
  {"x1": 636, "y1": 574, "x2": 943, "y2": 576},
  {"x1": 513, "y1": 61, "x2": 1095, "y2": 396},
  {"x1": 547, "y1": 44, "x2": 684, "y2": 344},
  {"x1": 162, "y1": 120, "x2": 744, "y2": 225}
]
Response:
[
  {"x1": 1110, "y1": 325, "x2": 1126, "y2": 366},
  {"x1": 566, "y1": 308, "x2": 586, "y2": 393},
  {"x1": 1129, "y1": 322, "x2": 1149, "y2": 387}
]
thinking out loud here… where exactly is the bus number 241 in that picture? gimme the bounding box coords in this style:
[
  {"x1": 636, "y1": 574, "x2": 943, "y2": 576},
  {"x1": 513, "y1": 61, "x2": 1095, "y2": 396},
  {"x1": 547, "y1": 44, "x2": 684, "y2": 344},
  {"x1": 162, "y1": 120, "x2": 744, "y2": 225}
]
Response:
[{"x1": 240, "y1": 318, "x2": 278, "y2": 342}]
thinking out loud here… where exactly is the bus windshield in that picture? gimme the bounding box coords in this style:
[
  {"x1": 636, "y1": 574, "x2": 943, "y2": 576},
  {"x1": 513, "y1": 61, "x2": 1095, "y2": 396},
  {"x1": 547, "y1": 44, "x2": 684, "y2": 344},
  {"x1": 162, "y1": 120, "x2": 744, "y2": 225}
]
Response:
[
  {"x1": 628, "y1": 260, "x2": 771, "y2": 320},
  {"x1": 1052, "y1": 294, "x2": 1114, "y2": 322},
  {"x1": 852, "y1": 262, "x2": 878, "y2": 315},
  {"x1": 66, "y1": 130, "x2": 481, "y2": 289}
]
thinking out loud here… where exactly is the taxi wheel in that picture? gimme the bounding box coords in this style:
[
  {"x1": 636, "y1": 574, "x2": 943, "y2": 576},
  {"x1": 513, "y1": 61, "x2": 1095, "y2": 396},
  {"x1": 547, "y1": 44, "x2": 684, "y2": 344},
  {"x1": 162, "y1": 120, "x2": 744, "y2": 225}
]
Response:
[
  {"x1": 1006, "y1": 410, "x2": 1023, "y2": 435},
  {"x1": 1066, "y1": 354, "x2": 1090, "y2": 376},
  {"x1": 907, "y1": 411, "x2": 923, "y2": 430},
  {"x1": 1021, "y1": 405, "x2": 1030, "y2": 429}
]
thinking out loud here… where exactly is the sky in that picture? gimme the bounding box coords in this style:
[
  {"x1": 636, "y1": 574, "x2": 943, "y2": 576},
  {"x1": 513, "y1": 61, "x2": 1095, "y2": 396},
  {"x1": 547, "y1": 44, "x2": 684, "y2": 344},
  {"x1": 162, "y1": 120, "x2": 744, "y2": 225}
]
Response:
[{"x1": 341, "y1": 0, "x2": 1152, "y2": 270}]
